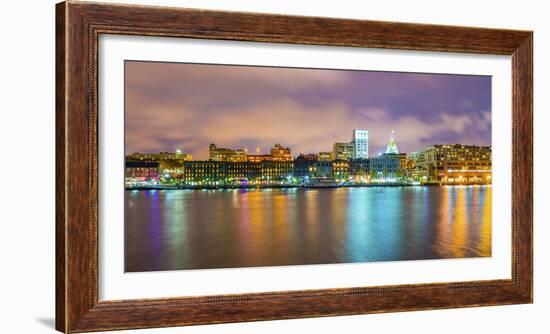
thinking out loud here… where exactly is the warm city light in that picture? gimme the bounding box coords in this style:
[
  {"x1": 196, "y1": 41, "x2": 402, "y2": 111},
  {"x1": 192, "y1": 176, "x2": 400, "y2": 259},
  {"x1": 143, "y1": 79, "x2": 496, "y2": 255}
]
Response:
[{"x1": 125, "y1": 133, "x2": 492, "y2": 189}]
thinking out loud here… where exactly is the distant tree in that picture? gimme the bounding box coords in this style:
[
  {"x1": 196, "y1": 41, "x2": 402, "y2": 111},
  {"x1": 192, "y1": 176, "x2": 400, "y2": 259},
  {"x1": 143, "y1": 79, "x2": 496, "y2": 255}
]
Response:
[{"x1": 159, "y1": 159, "x2": 184, "y2": 172}]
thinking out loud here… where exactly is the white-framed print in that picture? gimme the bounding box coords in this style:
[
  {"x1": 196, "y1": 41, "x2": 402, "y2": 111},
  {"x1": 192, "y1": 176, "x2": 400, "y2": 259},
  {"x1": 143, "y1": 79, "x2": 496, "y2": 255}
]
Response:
[{"x1": 98, "y1": 34, "x2": 511, "y2": 300}]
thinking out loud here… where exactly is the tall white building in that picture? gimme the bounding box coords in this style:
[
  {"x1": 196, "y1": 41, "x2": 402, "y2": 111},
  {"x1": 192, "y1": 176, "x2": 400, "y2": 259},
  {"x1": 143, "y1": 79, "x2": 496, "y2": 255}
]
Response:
[{"x1": 352, "y1": 129, "x2": 369, "y2": 159}]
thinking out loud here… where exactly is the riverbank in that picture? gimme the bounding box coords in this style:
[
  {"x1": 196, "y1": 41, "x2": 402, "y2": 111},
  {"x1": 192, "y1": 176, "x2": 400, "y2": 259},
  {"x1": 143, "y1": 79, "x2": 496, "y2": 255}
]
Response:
[{"x1": 125, "y1": 183, "x2": 489, "y2": 190}]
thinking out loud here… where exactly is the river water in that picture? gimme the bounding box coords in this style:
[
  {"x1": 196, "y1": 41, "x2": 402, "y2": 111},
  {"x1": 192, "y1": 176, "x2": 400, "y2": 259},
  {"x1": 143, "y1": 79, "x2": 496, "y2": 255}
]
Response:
[{"x1": 125, "y1": 186, "x2": 491, "y2": 272}]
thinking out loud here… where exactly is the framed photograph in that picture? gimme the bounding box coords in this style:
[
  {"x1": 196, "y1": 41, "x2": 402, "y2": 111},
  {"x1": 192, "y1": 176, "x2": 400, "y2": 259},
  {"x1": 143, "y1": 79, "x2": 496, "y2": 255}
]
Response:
[{"x1": 56, "y1": 1, "x2": 532, "y2": 332}]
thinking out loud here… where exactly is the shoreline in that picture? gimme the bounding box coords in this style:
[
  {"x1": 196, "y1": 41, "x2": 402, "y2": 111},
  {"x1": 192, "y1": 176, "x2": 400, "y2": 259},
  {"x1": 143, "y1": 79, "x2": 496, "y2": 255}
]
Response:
[{"x1": 125, "y1": 183, "x2": 491, "y2": 191}]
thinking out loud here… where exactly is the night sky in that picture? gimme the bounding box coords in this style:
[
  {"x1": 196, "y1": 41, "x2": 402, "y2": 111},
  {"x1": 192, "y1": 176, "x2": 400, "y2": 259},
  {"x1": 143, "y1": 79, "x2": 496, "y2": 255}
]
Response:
[{"x1": 125, "y1": 61, "x2": 491, "y2": 160}]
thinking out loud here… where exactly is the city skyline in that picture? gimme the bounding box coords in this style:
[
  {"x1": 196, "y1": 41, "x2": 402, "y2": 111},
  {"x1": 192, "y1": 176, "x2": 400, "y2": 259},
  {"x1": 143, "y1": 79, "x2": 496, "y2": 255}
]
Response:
[
  {"x1": 126, "y1": 61, "x2": 491, "y2": 160},
  {"x1": 126, "y1": 132, "x2": 491, "y2": 161}
]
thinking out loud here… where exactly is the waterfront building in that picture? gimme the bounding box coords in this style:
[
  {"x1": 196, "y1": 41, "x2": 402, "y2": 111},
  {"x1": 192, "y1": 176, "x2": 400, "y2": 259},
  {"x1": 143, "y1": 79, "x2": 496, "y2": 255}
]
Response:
[
  {"x1": 352, "y1": 129, "x2": 369, "y2": 159},
  {"x1": 402, "y1": 156, "x2": 415, "y2": 177},
  {"x1": 226, "y1": 162, "x2": 262, "y2": 182},
  {"x1": 270, "y1": 143, "x2": 292, "y2": 161},
  {"x1": 182, "y1": 161, "x2": 227, "y2": 185},
  {"x1": 293, "y1": 154, "x2": 318, "y2": 182},
  {"x1": 182, "y1": 160, "x2": 294, "y2": 185},
  {"x1": 333, "y1": 142, "x2": 354, "y2": 161},
  {"x1": 332, "y1": 160, "x2": 350, "y2": 182},
  {"x1": 408, "y1": 151, "x2": 426, "y2": 180},
  {"x1": 209, "y1": 143, "x2": 247, "y2": 162},
  {"x1": 370, "y1": 153, "x2": 406, "y2": 179},
  {"x1": 318, "y1": 151, "x2": 333, "y2": 161},
  {"x1": 314, "y1": 160, "x2": 333, "y2": 178},
  {"x1": 349, "y1": 159, "x2": 370, "y2": 182},
  {"x1": 410, "y1": 144, "x2": 492, "y2": 184},
  {"x1": 260, "y1": 160, "x2": 294, "y2": 183},
  {"x1": 369, "y1": 132, "x2": 406, "y2": 180},
  {"x1": 125, "y1": 161, "x2": 159, "y2": 184}
]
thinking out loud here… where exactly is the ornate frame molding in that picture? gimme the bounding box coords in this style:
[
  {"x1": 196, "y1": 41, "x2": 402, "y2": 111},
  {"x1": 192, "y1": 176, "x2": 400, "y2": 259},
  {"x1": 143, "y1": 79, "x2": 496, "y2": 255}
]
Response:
[{"x1": 56, "y1": 1, "x2": 532, "y2": 332}]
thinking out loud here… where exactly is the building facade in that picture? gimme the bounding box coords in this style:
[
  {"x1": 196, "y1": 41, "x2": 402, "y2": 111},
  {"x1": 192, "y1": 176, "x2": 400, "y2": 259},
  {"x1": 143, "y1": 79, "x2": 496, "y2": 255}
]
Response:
[
  {"x1": 246, "y1": 144, "x2": 292, "y2": 162},
  {"x1": 260, "y1": 161, "x2": 294, "y2": 182},
  {"x1": 226, "y1": 162, "x2": 262, "y2": 182},
  {"x1": 246, "y1": 154, "x2": 273, "y2": 162},
  {"x1": 125, "y1": 161, "x2": 159, "y2": 183},
  {"x1": 182, "y1": 161, "x2": 227, "y2": 184},
  {"x1": 270, "y1": 144, "x2": 292, "y2": 161},
  {"x1": 349, "y1": 159, "x2": 370, "y2": 182},
  {"x1": 318, "y1": 152, "x2": 333, "y2": 161},
  {"x1": 332, "y1": 160, "x2": 350, "y2": 181},
  {"x1": 353, "y1": 129, "x2": 369, "y2": 159},
  {"x1": 410, "y1": 144, "x2": 492, "y2": 184},
  {"x1": 369, "y1": 131, "x2": 406, "y2": 180},
  {"x1": 208, "y1": 143, "x2": 247, "y2": 162},
  {"x1": 332, "y1": 142, "x2": 354, "y2": 161},
  {"x1": 182, "y1": 160, "x2": 294, "y2": 185},
  {"x1": 314, "y1": 160, "x2": 333, "y2": 178},
  {"x1": 370, "y1": 153, "x2": 407, "y2": 179},
  {"x1": 293, "y1": 154, "x2": 318, "y2": 182},
  {"x1": 126, "y1": 151, "x2": 193, "y2": 161}
]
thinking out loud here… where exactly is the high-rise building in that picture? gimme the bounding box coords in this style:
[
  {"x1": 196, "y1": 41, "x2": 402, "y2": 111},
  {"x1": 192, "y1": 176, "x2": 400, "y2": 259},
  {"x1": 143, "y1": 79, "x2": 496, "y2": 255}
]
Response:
[
  {"x1": 333, "y1": 142, "x2": 354, "y2": 161},
  {"x1": 353, "y1": 129, "x2": 369, "y2": 159}
]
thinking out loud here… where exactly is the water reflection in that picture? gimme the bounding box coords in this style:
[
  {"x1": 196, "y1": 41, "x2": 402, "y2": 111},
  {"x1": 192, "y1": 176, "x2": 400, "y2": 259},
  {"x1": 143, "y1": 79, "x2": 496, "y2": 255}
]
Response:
[{"x1": 125, "y1": 186, "x2": 492, "y2": 272}]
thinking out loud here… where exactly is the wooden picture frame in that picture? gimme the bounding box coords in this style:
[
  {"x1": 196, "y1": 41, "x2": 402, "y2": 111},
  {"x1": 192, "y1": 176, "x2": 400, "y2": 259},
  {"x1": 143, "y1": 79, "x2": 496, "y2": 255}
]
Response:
[{"x1": 56, "y1": 1, "x2": 533, "y2": 332}]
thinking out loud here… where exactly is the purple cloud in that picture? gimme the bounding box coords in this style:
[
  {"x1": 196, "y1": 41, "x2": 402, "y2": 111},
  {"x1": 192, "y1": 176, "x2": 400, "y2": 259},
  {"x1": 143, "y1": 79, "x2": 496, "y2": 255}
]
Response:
[{"x1": 125, "y1": 61, "x2": 491, "y2": 159}]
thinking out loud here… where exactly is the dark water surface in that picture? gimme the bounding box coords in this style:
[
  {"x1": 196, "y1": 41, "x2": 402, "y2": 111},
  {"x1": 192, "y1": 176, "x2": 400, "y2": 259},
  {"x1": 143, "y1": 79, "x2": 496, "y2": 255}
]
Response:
[{"x1": 125, "y1": 186, "x2": 492, "y2": 272}]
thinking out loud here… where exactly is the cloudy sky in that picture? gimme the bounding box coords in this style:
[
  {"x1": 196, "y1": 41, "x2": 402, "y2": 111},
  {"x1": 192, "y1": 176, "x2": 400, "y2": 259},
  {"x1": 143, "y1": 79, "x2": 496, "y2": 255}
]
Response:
[{"x1": 125, "y1": 61, "x2": 491, "y2": 160}]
